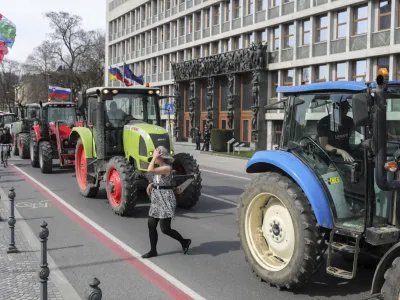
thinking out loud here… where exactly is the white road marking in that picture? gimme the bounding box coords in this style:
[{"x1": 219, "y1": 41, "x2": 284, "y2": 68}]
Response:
[
  {"x1": 202, "y1": 193, "x2": 238, "y2": 206},
  {"x1": 200, "y1": 169, "x2": 251, "y2": 181},
  {"x1": 16, "y1": 200, "x2": 51, "y2": 209},
  {"x1": 12, "y1": 165, "x2": 207, "y2": 300}
]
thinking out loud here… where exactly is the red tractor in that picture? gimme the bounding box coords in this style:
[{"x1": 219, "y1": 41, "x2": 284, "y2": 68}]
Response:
[{"x1": 30, "y1": 101, "x2": 83, "y2": 173}]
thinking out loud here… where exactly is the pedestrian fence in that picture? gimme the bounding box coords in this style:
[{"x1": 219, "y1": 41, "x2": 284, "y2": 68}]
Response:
[{"x1": 1, "y1": 186, "x2": 103, "y2": 300}]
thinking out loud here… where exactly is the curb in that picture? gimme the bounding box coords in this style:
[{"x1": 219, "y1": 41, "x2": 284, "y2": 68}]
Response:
[{"x1": 198, "y1": 150, "x2": 250, "y2": 161}]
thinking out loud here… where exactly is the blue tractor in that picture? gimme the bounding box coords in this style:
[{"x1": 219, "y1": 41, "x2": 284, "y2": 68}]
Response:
[{"x1": 238, "y1": 69, "x2": 400, "y2": 298}]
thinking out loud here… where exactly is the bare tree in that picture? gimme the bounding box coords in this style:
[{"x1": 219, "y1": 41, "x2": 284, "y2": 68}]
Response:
[
  {"x1": 0, "y1": 59, "x2": 21, "y2": 110},
  {"x1": 45, "y1": 11, "x2": 95, "y2": 93}
]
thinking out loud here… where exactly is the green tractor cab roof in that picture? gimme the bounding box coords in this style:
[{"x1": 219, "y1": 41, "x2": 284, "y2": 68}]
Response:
[{"x1": 85, "y1": 86, "x2": 161, "y2": 97}]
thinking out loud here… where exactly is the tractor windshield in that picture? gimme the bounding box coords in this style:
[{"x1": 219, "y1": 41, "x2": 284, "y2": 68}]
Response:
[
  {"x1": 104, "y1": 92, "x2": 160, "y2": 127},
  {"x1": 26, "y1": 106, "x2": 39, "y2": 120},
  {"x1": 46, "y1": 106, "x2": 77, "y2": 126},
  {"x1": 2, "y1": 115, "x2": 16, "y2": 125}
]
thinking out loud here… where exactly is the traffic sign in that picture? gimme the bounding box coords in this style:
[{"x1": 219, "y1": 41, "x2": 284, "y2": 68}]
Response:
[{"x1": 164, "y1": 103, "x2": 174, "y2": 114}]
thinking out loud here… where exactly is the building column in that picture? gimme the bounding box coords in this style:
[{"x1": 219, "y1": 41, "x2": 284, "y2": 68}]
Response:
[
  {"x1": 206, "y1": 76, "x2": 219, "y2": 131},
  {"x1": 257, "y1": 71, "x2": 268, "y2": 150},
  {"x1": 229, "y1": 74, "x2": 240, "y2": 139},
  {"x1": 173, "y1": 82, "x2": 185, "y2": 141}
]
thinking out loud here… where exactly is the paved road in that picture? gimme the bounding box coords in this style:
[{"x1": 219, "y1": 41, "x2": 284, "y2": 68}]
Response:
[{"x1": 0, "y1": 149, "x2": 378, "y2": 300}]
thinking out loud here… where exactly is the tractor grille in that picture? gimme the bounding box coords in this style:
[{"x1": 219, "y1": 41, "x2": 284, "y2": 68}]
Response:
[{"x1": 149, "y1": 134, "x2": 170, "y2": 152}]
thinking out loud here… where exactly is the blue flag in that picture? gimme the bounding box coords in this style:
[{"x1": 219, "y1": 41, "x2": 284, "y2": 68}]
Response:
[{"x1": 123, "y1": 63, "x2": 144, "y2": 85}]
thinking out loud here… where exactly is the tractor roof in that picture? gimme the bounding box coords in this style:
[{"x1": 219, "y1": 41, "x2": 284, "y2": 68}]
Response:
[
  {"x1": 42, "y1": 101, "x2": 76, "y2": 107},
  {"x1": 0, "y1": 112, "x2": 15, "y2": 116},
  {"x1": 85, "y1": 86, "x2": 160, "y2": 96},
  {"x1": 277, "y1": 81, "x2": 400, "y2": 94}
]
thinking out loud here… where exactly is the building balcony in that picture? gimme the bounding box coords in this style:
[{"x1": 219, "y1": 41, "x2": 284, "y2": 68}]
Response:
[{"x1": 330, "y1": 38, "x2": 346, "y2": 54}]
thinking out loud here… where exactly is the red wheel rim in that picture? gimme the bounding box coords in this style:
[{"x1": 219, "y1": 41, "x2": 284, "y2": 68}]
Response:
[
  {"x1": 175, "y1": 165, "x2": 185, "y2": 200},
  {"x1": 76, "y1": 144, "x2": 88, "y2": 190},
  {"x1": 107, "y1": 168, "x2": 122, "y2": 207}
]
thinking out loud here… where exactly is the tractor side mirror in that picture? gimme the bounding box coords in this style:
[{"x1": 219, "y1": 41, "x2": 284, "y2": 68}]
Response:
[{"x1": 352, "y1": 93, "x2": 371, "y2": 126}]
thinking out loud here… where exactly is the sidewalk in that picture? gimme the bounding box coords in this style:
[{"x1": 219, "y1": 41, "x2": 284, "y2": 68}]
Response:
[{"x1": 0, "y1": 185, "x2": 81, "y2": 300}]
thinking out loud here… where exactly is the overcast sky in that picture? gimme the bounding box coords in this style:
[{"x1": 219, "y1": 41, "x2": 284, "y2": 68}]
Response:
[{"x1": 3, "y1": 0, "x2": 106, "y2": 63}]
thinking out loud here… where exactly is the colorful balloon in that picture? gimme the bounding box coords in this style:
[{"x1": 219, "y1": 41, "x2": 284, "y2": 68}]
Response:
[{"x1": 0, "y1": 13, "x2": 16, "y2": 63}]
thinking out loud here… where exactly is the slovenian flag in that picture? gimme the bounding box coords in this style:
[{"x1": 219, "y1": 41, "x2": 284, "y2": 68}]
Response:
[
  {"x1": 48, "y1": 86, "x2": 71, "y2": 99},
  {"x1": 109, "y1": 66, "x2": 123, "y2": 82},
  {"x1": 124, "y1": 63, "x2": 144, "y2": 86}
]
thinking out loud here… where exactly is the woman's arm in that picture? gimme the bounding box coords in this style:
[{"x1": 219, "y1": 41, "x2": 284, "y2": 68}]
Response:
[{"x1": 147, "y1": 150, "x2": 171, "y2": 176}]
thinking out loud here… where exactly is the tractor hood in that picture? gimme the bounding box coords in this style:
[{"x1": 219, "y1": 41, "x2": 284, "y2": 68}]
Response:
[{"x1": 49, "y1": 122, "x2": 72, "y2": 140}]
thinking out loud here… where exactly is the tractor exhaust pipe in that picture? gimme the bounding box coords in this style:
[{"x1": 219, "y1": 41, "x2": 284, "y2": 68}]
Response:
[{"x1": 96, "y1": 92, "x2": 105, "y2": 161}]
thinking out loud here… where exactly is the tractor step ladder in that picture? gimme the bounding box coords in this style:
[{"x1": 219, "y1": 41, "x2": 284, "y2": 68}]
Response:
[{"x1": 326, "y1": 229, "x2": 361, "y2": 280}]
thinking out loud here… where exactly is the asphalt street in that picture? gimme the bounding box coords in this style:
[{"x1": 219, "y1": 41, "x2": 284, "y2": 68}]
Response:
[{"x1": 0, "y1": 144, "x2": 379, "y2": 300}]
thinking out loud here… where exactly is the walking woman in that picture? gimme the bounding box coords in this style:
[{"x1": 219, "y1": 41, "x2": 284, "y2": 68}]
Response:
[{"x1": 142, "y1": 146, "x2": 191, "y2": 258}]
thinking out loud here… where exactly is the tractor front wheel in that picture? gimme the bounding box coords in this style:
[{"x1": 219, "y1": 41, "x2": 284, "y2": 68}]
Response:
[
  {"x1": 30, "y1": 131, "x2": 39, "y2": 168},
  {"x1": 238, "y1": 172, "x2": 322, "y2": 290},
  {"x1": 106, "y1": 156, "x2": 137, "y2": 216},
  {"x1": 18, "y1": 133, "x2": 30, "y2": 159},
  {"x1": 172, "y1": 153, "x2": 202, "y2": 209},
  {"x1": 75, "y1": 139, "x2": 98, "y2": 198},
  {"x1": 39, "y1": 141, "x2": 53, "y2": 173},
  {"x1": 381, "y1": 257, "x2": 400, "y2": 299}
]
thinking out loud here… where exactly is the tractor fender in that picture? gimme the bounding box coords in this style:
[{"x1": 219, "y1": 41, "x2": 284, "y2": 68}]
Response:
[
  {"x1": 31, "y1": 125, "x2": 41, "y2": 142},
  {"x1": 246, "y1": 150, "x2": 333, "y2": 229},
  {"x1": 69, "y1": 127, "x2": 96, "y2": 158},
  {"x1": 371, "y1": 242, "x2": 400, "y2": 294}
]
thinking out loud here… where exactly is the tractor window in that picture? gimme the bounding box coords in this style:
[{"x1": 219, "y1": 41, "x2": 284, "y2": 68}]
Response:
[
  {"x1": 3, "y1": 115, "x2": 15, "y2": 125},
  {"x1": 26, "y1": 107, "x2": 39, "y2": 120},
  {"x1": 47, "y1": 107, "x2": 77, "y2": 125}
]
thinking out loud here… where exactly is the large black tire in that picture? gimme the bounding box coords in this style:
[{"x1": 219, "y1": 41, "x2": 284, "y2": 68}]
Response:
[
  {"x1": 105, "y1": 156, "x2": 137, "y2": 216},
  {"x1": 172, "y1": 153, "x2": 202, "y2": 209},
  {"x1": 39, "y1": 141, "x2": 53, "y2": 173},
  {"x1": 238, "y1": 172, "x2": 323, "y2": 290},
  {"x1": 381, "y1": 257, "x2": 400, "y2": 299},
  {"x1": 75, "y1": 138, "x2": 99, "y2": 198},
  {"x1": 12, "y1": 133, "x2": 19, "y2": 156},
  {"x1": 19, "y1": 133, "x2": 30, "y2": 159},
  {"x1": 30, "y1": 130, "x2": 39, "y2": 167}
]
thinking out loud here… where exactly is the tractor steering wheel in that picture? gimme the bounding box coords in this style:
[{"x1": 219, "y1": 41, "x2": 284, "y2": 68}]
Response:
[
  {"x1": 299, "y1": 136, "x2": 336, "y2": 161},
  {"x1": 123, "y1": 115, "x2": 135, "y2": 125}
]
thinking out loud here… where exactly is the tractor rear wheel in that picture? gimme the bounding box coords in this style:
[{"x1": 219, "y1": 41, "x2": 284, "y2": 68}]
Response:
[
  {"x1": 39, "y1": 141, "x2": 53, "y2": 173},
  {"x1": 19, "y1": 133, "x2": 30, "y2": 159},
  {"x1": 172, "y1": 153, "x2": 202, "y2": 209},
  {"x1": 12, "y1": 134, "x2": 19, "y2": 156},
  {"x1": 238, "y1": 172, "x2": 322, "y2": 290},
  {"x1": 381, "y1": 257, "x2": 400, "y2": 299},
  {"x1": 105, "y1": 156, "x2": 137, "y2": 216},
  {"x1": 30, "y1": 130, "x2": 39, "y2": 168},
  {"x1": 75, "y1": 139, "x2": 98, "y2": 198}
]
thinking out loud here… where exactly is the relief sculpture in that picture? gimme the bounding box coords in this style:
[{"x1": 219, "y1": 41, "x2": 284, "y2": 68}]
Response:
[
  {"x1": 227, "y1": 74, "x2": 235, "y2": 129},
  {"x1": 188, "y1": 80, "x2": 195, "y2": 138},
  {"x1": 251, "y1": 70, "x2": 260, "y2": 143},
  {"x1": 173, "y1": 82, "x2": 180, "y2": 138},
  {"x1": 206, "y1": 76, "x2": 214, "y2": 130}
]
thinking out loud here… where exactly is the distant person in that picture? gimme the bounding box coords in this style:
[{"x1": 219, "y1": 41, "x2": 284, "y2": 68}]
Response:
[
  {"x1": 201, "y1": 125, "x2": 210, "y2": 151},
  {"x1": 142, "y1": 146, "x2": 191, "y2": 259},
  {"x1": 195, "y1": 128, "x2": 201, "y2": 150},
  {"x1": 107, "y1": 101, "x2": 128, "y2": 147},
  {"x1": 0, "y1": 128, "x2": 11, "y2": 162}
]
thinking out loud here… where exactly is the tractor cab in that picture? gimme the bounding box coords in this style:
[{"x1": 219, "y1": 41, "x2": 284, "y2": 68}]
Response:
[{"x1": 0, "y1": 112, "x2": 16, "y2": 130}]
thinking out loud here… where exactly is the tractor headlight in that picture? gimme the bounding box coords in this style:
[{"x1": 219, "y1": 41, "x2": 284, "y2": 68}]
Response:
[
  {"x1": 111, "y1": 89, "x2": 118, "y2": 95},
  {"x1": 155, "y1": 90, "x2": 160, "y2": 94},
  {"x1": 103, "y1": 89, "x2": 109, "y2": 95},
  {"x1": 148, "y1": 90, "x2": 154, "y2": 95},
  {"x1": 149, "y1": 151, "x2": 153, "y2": 157}
]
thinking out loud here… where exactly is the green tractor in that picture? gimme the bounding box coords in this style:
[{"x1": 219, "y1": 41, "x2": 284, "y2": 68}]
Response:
[
  {"x1": 10, "y1": 103, "x2": 40, "y2": 158},
  {"x1": 69, "y1": 86, "x2": 202, "y2": 216}
]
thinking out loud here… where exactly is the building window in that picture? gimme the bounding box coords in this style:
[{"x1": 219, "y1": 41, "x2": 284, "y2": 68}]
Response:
[
  {"x1": 301, "y1": 67, "x2": 310, "y2": 84},
  {"x1": 354, "y1": 5, "x2": 368, "y2": 35},
  {"x1": 195, "y1": 12, "x2": 201, "y2": 31},
  {"x1": 214, "y1": 6, "x2": 220, "y2": 25},
  {"x1": 316, "y1": 15, "x2": 328, "y2": 42},
  {"x1": 204, "y1": 45, "x2": 209, "y2": 57},
  {"x1": 187, "y1": 16, "x2": 192, "y2": 34},
  {"x1": 195, "y1": 47, "x2": 201, "y2": 58},
  {"x1": 225, "y1": 2, "x2": 231, "y2": 22},
  {"x1": 284, "y1": 23, "x2": 294, "y2": 48},
  {"x1": 180, "y1": 19, "x2": 185, "y2": 36},
  {"x1": 352, "y1": 59, "x2": 367, "y2": 81},
  {"x1": 245, "y1": 33, "x2": 254, "y2": 47},
  {"x1": 223, "y1": 39, "x2": 229, "y2": 52},
  {"x1": 204, "y1": 9, "x2": 210, "y2": 28},
  {"x1": 247, "y1": 0, "x2": 254, "y2": 14},
  {"x1": 153, "y1": 61, "x2": 157, "y2": 74},
  {"x1": 233, "y1": 0, "x2": 241, "y2": 19},
  {"x1": 337, "y1": 10, "x2": 347, "y2": 39},
  {"x1": 257, "y1": 30, "x2": 266, "y2": 44},
  {"x1": 283, "y1": 69, "x2": 294, "y2": 86},
  {"x1": 377, "y1": 56, "x2": 390, "y2": 74},
  {"x1": 166, "y1": 25, "x2": 170, "y2": 40},
  {"x1": 378, "y1": 0, "x2": 391, "y2": 30},
  {"x1": 233, "y1": 36, "x2": 241, "y2": 50},
  {"x1": 173, "y1": 22, "x2": 178, "y2": 38},
  {"x1": 315, "y1": 65, "x2": 328, "y2": 82},
  {"x1": 256, "y1": 0, "x2": 266, "y2": 11},
  {"x1": 271, "y1": 0, "x2": 280, "y2": 7},
  {"x1": 336, "y1": 62, "x2": 347, "y2": 80},
  {"x1": 159, "y1": 57, "x2": 163, "y2": 72},
  {"x1": 302, "y1": 19, "x2": 310, "y2": 45},
  {"x1": 187, "y1": 50, "x2": 192, "y2": 60},
  {"x1": 273, "y1": 27, "x2": 280, "y2": 50},
  {"x1": 212, "y1": 42, "x2": 218, "y2": 54}
]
